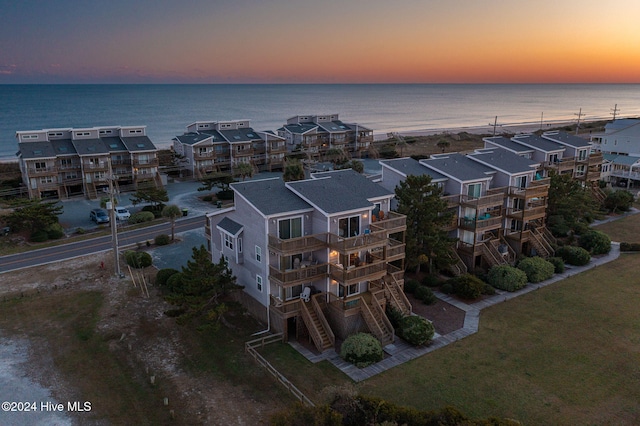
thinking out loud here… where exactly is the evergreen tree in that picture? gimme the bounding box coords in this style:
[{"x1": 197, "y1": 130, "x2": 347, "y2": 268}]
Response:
[
  {"x1": 283, "y1": 160, "x2": 305, "y2": 182},
  {"x1": 547, "y1": 173, "x2": 599, "y2": 234},
  {"x1": 395, "y1": 174, "x2": 456, "y2": 273},
  {"x1": 5, "y1": 199, "x2": 63, "y2": 232},
  {"x1": 164, "y1": 245, "x2": 242, "y2": 329}
]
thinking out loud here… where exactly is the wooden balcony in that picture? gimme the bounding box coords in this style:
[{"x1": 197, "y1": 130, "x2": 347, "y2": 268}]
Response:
[
  {"x1": 581, "y1": 152, "x2": 603, "y2": 166},
  {"x1": 460, "y1": 188, "x2": 507, "y2": 208},
  {"x1": 506, "y1": 205, "x2": 546, "y2": 221},
  {"x1": 459, "y1": 215, "x2": 503, "y2": 232},
  {"x1": 369, "y1": 211, "x2": 407, "y2": 234},
  {"x1": 510, "y1": 179, "x2": 550, "y2": 199},
  {"x1": 268, "y1": 233, "x2": 328, "y2": 255},
  {"x1": 328, "y1": 230, "x2": 388, "y2": 254},
  {"x1": 269, "y1": 263, "x2": 329, "y2": 287},
  {"x1": 386, "y1": 238, "x2": 406, "y2": 262},
  {"x1": 133, "y1": 158, "x2": 159, "y2": 167},
  {"x1": 269, "y1": 143, "x2": 287, "y2": 154},
  {"x1": 194, "y1": 151, "x2": 215, "y2": 160},
  {"x1": 28, "y1": 166, "x2": 58, "y2": 175},
  {"x1": 442, "y1": 194, "x2": 461, "y2": 207},
  {"x1": 83, "y1": 161, "x2": 109, "y2": 170},
  {"x1": 269, "y1": 296, "x2": 301, "y2": 317},
  {"x1": 329, "y1": 261, "x2": 387, "y2": 286},
  {"x1": 545, "y1": 158, "x2": 576, "y2": 172}
]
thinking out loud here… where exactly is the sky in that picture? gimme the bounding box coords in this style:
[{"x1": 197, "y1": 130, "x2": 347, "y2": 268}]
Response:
[{"x1": 1, "y1": 0, "x2": 639, "y2": 84}]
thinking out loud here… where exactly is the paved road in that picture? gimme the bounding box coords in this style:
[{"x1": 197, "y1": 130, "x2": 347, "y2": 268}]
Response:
[{"x1": 0, "y1": 215, "x2": 206, "y2": 273}]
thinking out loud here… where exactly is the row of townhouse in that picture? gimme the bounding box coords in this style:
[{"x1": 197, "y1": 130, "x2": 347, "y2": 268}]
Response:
[
  {"x1": 590, "y1": 118, "x2": 640, "y2": 187},
  {"x1": 16, "y1": 126, "x2": 162, "y2": 200},
  {"x1": 379, "y1": 131, "x2": 603, "y2": 272},
  {"x1": 172, "y1": 114, "x2": 373, "y2": 178},
  {"x1": 205, "y1": 169, "x2": 409, "y2": 353}
]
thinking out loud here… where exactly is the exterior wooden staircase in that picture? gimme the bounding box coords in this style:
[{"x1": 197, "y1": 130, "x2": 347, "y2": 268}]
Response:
[
  {"x1": 447, "y1": 247, "x2": 468, "y2": 276},
  {"x1": 590, "y1": 182, "x2": 606, "y2": 204},
  {"x1": 480, "y1": 240, "x2": 508, "y2": 268},
  {"x1": 530, "y1": 226, "x2": 555, "y2": 257},
  {"x1": 299, "y1": 295, "x2": 334, "y2": 352},
  {"x1": 383, "y1": 274, "x2": 412, "y2": 316},
  {"x1": 360, "y1": 294, "x2": 395, "y2": 347},
  {"x1": 86, "y1": 182, "x2": 98, "y2": 200}
]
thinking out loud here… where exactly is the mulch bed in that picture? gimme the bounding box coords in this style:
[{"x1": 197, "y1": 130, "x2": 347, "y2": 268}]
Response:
[{"x1": 406, "y1": 293, "x2": 466, "y2": 335}]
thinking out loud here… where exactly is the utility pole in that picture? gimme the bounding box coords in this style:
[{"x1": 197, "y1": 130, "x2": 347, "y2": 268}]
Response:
[
  {"x1": 107, "y1": 158, "x2": 121, "y2": 277},
  {"x1": 489, "y1": 116, "x2": 500, "y2": 137},
  {"x1": 540, "y1": 112, "x2": 544, "y2": 131},
  {"x1": 611, "y1": 104, "x2": 620, "y2": 120},
  {"x1": 574, "y1": 108, "x2": 584, "y2": 135}
]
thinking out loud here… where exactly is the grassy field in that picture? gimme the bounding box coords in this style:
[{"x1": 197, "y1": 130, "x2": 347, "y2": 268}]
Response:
[{"x1": 259, "y1": 217, "x2": 640, "y2": 424}]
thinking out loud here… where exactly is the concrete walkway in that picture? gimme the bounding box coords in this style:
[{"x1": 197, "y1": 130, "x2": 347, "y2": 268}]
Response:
[{"x1": 291, "y1": 242, "x2": 622, "y2": 382}]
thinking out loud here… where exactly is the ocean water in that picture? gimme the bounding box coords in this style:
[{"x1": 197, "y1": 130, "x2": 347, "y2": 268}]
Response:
[{"x1": 1, "y1": 84, "x2": 639, "y2": 161}]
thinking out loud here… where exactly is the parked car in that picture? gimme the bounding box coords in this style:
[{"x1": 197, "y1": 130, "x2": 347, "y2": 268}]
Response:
[
  {"x1": 90, "y1": 208, "x2": 110, "y2": 224},
  {"x1": 114, "y1": 206, "x2": 131, "y2": 221}
]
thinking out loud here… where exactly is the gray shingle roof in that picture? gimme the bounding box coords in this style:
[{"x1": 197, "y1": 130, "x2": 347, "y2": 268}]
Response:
[
  {"x1": 469, "y1": 148, "x2": 539, "y2": 174},
  {"x1": 50, "y1": 139, "x2": 77, "y2": 156},
  {"x1": 542, "y1": 131, "x2": 591, "y2": 148},
  {"x1": 219, "y1": 128, "x2": 262, "y2": 143},
  {"x1": 174, "y1": 133, "x2": 213, "y2": 145},
  {"x1": 421, "y1": 153, "x2": 494, "y2": 182},
  {"x1": 603, "y1": 154, "x2": 640, "y2": 166},
  {"x1": 380, "y1": 158, "x2": 448, "y2": 181},
  {"x1": 282, "y1": 123, "x2": 318, "y2": 134},
  {"x1": 120, "y1": 136, "x2": 157, "y2": 152},
  {"x1": 232, "y1": 178, "x2": 312, "y2": 217},
  {"x1": 484, "y1": 136, "x2": 535, "y2": 154},
  {"x1": 102, "y1": 137, "x2": 128, "y2": 152},
  {"x1": 288, "y1": 169, "x2": 392, "y2": 215},
  {"x1": 216, "y1": 217, "x2": 244, "y2": 236},
  {"x1": 17, "y1": 141, "x2": 57, "y2": 159},
  {"x1": 511, "y1": 134, "x2": 564, "y2": 153},
  {"x1": 72, "y1": 138, "x2": 110, "y2": 156}
]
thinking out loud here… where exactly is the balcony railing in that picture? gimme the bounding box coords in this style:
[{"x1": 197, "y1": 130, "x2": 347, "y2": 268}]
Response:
[
  {"x1": 268, "y1": 233, "x2": 328, "y2": 255},
  {"x1": 460, "y1": 187, "x2": 507, "y2": 208},
  {"x1": 133, "y1": 158, "x2": 159, "y2": 167},
  {"x1": 386, "y1": 238, "x2": 406, "y2": 262},
  {"x1": 369, "y1": 211, "x2": 407, "y2": 234},
  {"x1": 269, "y1": 263, "x2": 329, "y2": 287},
  {"x1": 269, "y1": 296, "x2": 301, "y2": 316},
  {"x1": 329, "y1": 261, "x2": 387, "y2": 285},
  {"x1": 28, "y1": 166, "x2": 58, "y2": 174},
  {"x1": 506, "y1": 205, "x2": 546, "y2": 221},
  {"x1": 328, "y1": 229, "x2": 388, "y2": 254}
]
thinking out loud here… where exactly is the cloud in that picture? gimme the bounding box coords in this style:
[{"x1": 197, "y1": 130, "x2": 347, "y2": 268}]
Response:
[{"x1": 0, "y1": 64, "x2": 17, "y2": 75}]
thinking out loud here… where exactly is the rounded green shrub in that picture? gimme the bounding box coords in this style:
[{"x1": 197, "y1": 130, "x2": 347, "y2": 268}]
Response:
[
  {"x1": 450, "y1": 274, "x2": 486, "y2": 300},
  {"x1": 216, "y1": 190, "x2": 234, "y2": 201},
  {"x1": 165, "y1": 272, "x2": 184, "y2": 293},
  {"x1": 129, "y1": 211, "x2": 155, "y2": 224},
  {"x1": 398, "y1": 315, "x2": 435, "y2": 346},
  {"x1": 556, "y1": 246, "x2": 591, "y2": 266},
  {"x1": 483, "y1": 283, "x2": 496, "y2": 295},
  {"x1": 154, "y1": 233, "x2": 171, "y2": 246},
  {"x1": 46, "y1": 223, "x2": 65, "y2": 240},
  {"x1": 414, "y1": 286, "x2": 437, "y2": 305},
  {"x1": 340, "y1": 333, "x2": 383, "y2": 368},
  {"x1": 29, "y1": 229, "x2": 49, "y2": 242},
  {"x1": 487, "y1": 264, "x2": 528, "y2": 292},
  {"x1": 385, "y1": 305, "x2": 404, "y2": 329},
  {"x1": 156, "y1": 268, "x2": 179, "y2": 287},
  {"x1": 517, "y1": 257, "x2": 555, "y2": 283},
  {"x1": 547, "y1": 257, "x2": 565, "y2": 273},
  {"x1": 440, "y1": 282, "x2": 453, "y2": 295},
  {"x1": 578, "y1": 230, "x2": 611, "y2": 255},
  {"x1": 142, "y1": 204, "x2": 165, "y2": 218},
  {"x1": 421, "y1": 274, "x2": 441, "y2": 288},
  {"x1": 124, "y1": 250, "x2": 153, "y2": 268},
  {"x1": 403, "y1": 279, "x2": 419, "y2": 294}
]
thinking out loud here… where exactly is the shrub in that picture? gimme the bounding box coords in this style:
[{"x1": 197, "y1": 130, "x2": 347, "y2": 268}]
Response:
[
  {"x1": 124, "y1": 250, "x2": 153, "y2": 269},
  {"x1": 398, "y1": 315, "x2": 435, "y2": 346},
  {"x1": 216, "y1": 190, "x2": 234, "y2": 201},
  {"x1": 29, "y1": 229, "x2": 49, "y2": 242},
  {"x1": 201, "y1": 194, "x2": 213, "y2": 202},
  {"x1": 517, "y1": 257, "x2": 555, "y2": 283},
  {"x1": 556, "y1": 246, "x2": 591, "y2": 266},
  {"x1": 156, "y1": 268, "x2": 179, "y2": 287},
  {"x1": 547, "y1": 215, "x2": 571, "y2": 237},
  {"x1": 129, "y1": 211, "x2": 155, "y2": 224},
  {"x1": 483, "y1": 283, "x2": 496, "y2": 295},
  {"x1": 604, "y1": 190, "x2": 634, "y2": 213},
  {"x1": 46, "y1": 223, "x2": 65, "y2": 239},
  {"x1": 449, "y1": 274, "x2": 486, "y2": 300},
  {"x1": 340, "y1": 333, "x2": 383, "y2": 368},
  {"x1": 385, "y1": 305, "x2": 404, "y2": 329},
  {"x1": 154, "y1": 234, "x2": 171, "y2": 246},
  {"x1": 421, "y1": 274, "x2": 441, "y2": 287},
  {"x1": 414, "y1": 286, "x2": 437, "y2": 305},
  {"x1": 547, "y1": 256, "x2": 566, "y2": 273},
  {"x1": 165, "y1": 272, "x2": 184, "y2": 293},
  {"x1": 578, "y1": 230, "x2": 611, "y2": 255},
  {"x1": 487, "y1": 265, "x2": 528, "y2": 291},
  {"x1": 440, "y1": 282, "x2": 453, "y2": 295},
  {"x1": 403, "y1": 279, "x2": 419, "y2": 294},
  {"x1": 620, "y1": 242, "x2": 640, "y2": 251}
]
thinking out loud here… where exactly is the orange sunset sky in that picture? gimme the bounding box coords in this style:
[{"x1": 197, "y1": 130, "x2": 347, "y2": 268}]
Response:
[{"x1": 1, "y1": 0, "x2": 639, "y2": 84}]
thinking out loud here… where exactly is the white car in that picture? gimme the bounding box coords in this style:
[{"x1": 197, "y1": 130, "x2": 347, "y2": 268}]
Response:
[{"x1": 114, "y1": 206, "x2": 131, "y2": 221}]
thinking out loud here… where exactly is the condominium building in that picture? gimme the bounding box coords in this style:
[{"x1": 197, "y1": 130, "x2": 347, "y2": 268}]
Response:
[
  {"x1": 590, "y1": 119, "x2": 640, "y2": 187},
  {"x1": 380, "y1": 147, "x2": 555, "y2": 272},
  {"x1": 205, "y1": 169, "x2": 408, "y2": 352},
  {"x1": 172, "y1": 120, "x2": 287, "y2": 177},
  {"x1": 16, "y1": 126, "x2": 161, "y2": 200},
  {"x1": 277, "y1": 114, "x2": 373, "y2": 158}
]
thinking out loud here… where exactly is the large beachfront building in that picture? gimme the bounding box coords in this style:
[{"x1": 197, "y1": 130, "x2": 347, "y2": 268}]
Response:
[
  {"x1": 590, "y1": 119, "x2": 640, "y2": 187},
  {"x1": 380, "y1": 147, "x2": 555, "y2": 272},
  {"x1": 277, "y1": 114, "x2": 373, "y2": 158},
  {"x1": 172, "y1": 120, "x2": 287, "y2": 178},
  {"x1": 205, "y1": 169, "x2": 409, "y2": 352},
  {"x1": 16, "y1": 126, "x2": 162, "y2": 200}
]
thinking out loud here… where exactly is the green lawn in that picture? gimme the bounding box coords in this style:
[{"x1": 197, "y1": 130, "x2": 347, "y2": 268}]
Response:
[{"x1": 593, "y1": 210, "x2": 640, "y2": 243}]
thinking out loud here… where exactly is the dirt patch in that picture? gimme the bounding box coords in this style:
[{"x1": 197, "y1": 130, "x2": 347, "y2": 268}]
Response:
[
  {"x1": 0, "y1": 256, "x2": 287, "y2": 425},
  {"x1": 407, "y1": 293, "x2": 466, "y2": 335}
]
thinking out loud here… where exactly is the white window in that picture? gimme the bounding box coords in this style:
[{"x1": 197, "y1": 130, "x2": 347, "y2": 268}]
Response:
[
  {"x1": 286, "y1": 284, "x2": 303, "y2": 300},
  {"x1": 255, "y1": 246, "x2": 262, "y2": 263},
  {"x1": 339, "y1": 283, "x2": 359, "y2": 298},
  {"x1": 39, "y1": 176, "x2": 54, "y2": 184},
  {"x1": 339, "y1": 215, "x2": 360, "y2": 237},
  {"x1": 467, "y1": 183, "x2": 481, "y2": 198},
  {"x1": 224, "y1": 233, "x2": 234, "y2": 250},
  {"x1": 278, "y1": 217, "x2": 302, "y2": 239},
  {"x1": 256, "y1": 275, "x2": 263, "y2": 292},
  {"x1": 578, "y1": 150, "x2": 587, "y2": 161},
  {"x1": 238, "y1": 237, "x2": 242, "y2": 253},
  {"x1": 514, "y1": 175, "x2": 527, "y2": 189}
]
